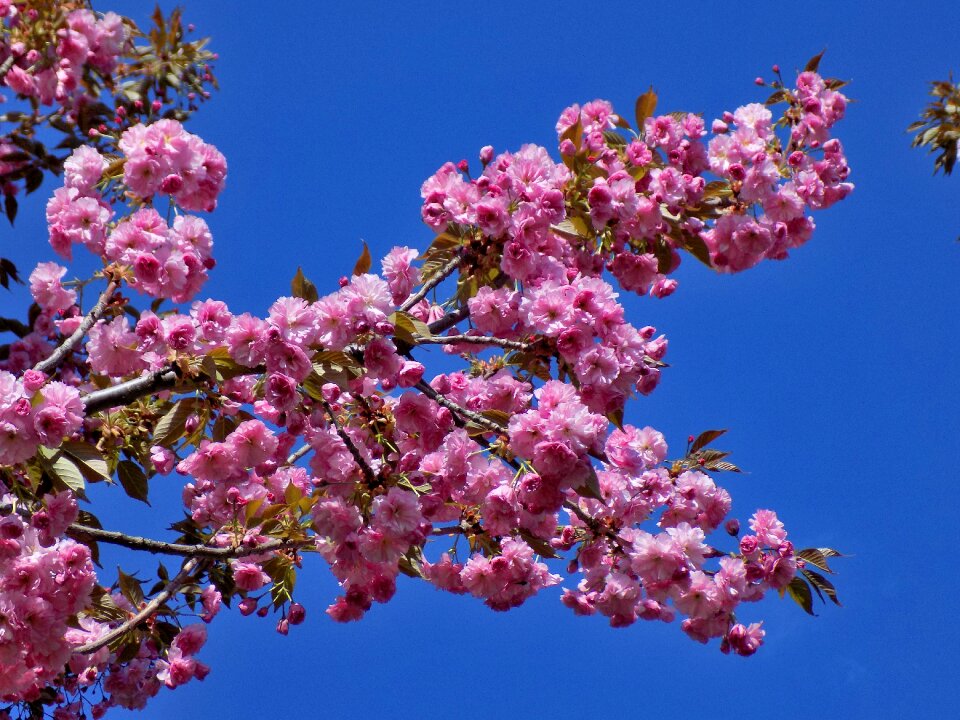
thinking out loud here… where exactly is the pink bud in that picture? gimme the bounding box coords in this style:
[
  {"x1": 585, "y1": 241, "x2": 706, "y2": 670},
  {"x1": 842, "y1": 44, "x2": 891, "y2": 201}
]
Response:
[
  {"x1": 239, "y1": 598, "x2": 257, "y2": 616},
  {"x1": 754, "y1": 77, "x2": 765, "y2": 86},
  {"x1": 479, "y1": 145, "x2": 494, "y2": 164},
  {"x1": 711, "y1": 119, "x2": 728, "y2": 134},
  {"x1": 151, "y1": 100, "x2": 162, "y2": 113},
  {"x1": 288, "y1": 602, "x2": 306, "y2": 625},
  {"x1": 559, "y1": 138, "x2": 576, "y2": 156},
  {"x1": 456, "y1": 159, "x2": 469, "y2": 173},
  {"x1": 725, "y1": 518, "x2": 740, "y2": 536},
  {"x1": 321, "y1": 383, "x2": 340, "y2": 402},
  {"x1": 772, "y1": 64, "x2": 781, "y2": 74},
  {"x1": 276, "y1": 618, "x2": 289, "y2": 635},
  {"x1": 256, "y1": 606, "x2": 269, "y2": 618}
]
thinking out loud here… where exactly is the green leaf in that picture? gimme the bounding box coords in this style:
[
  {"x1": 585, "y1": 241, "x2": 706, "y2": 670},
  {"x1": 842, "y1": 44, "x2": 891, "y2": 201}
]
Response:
[
  {"x1": 389, "y1": 311, "x2": 433, "y2": 344},
  {"x1": 153, "y1": 397, "x2": 202, "y2": 447},
  {"x1": 682, "y1": 233, "x2": 714, "y2": 267},
  {"x1": 117, "y1": 460, "x2": 150, "y2": 504},
  {"x1": 518, "y1": 528, "x2": 561, "y2": 559},
  {"x1": 352, "y1": 240, "x2": 372, "y2": 276},
  {"x1": 61, "y1": 441, "x2": 111, "y2": 483},
  {"x1": 651, "y1": 240, "x2": 673, "y2": 275},
  {"x1": 804, "y1": 50, "x2": 826, "y2": 74},
  {"x1": 765, "y1": 89, "x2": 788, "y2": 106},
  {"x1": 602, "y1": 130, "x2": 627, "y2": 147},
  {"x1": 4, "y1": 194, "x2": 16, "y2": 225},
  {"x1": 801, "y1": 568, "x2": 841, "y2": 606},
  {"x1": 204, "y1": 347, "x2": 251, "y2": 381},
  {"x1": 606, "y1": 407, "x2": 624, "y2": 431},
  {"x1": 796, "y1": 547, "x2": 842, "y2": 573},
  {"x1": 398, "y1": 547, "x2": 426, "y2": 578},
  {"x1": 690, "y1": 429, "x2": 727, "y2": 453},
  {"x1": 37, "y1": 446, "x2": 87, "y2": 497},
  {"x1": 560, "y1": 117, "x2": 583, "y2": 152},
  {"x1": 786, "y1": 575, "x2": 815, "y2": 615},
  {"x1": 704, "y1": 460, "x2": 741, "y2": 472},
  {"x1": 290, "y1": 266, "x2": 319, "y2": 303},
  {"x1": 117, "y1": 568, "x2": 144, "y2": 608},
  {"x1": 635, "y1": 86, "x2": 658, "y2": 130},
  {"x1": 574, "y1": 465, "x2": 604, "y2": 502}
]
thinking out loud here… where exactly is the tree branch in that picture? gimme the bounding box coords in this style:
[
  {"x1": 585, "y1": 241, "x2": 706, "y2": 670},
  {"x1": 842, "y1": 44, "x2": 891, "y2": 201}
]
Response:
[
  {"x1": 399, "y1": 251, "x2": 462, "y2": 312},
  {"x1": 411, "y1": 334, "x2": 530, "y2": 352},
  {"x1": 414, "y1": 380, "x2": 505, "y2": 435},
  {"x1": 285, "y1": 443, "x2": 311, "y2": 466},
  {"x1": 322, "y1": 399, "x2": 377, "y2": 484},
  {"x1": 34, "y1": 280, "x2": 118, "y2": 375},
  {"x1": 74, "y1": 558, "x2": 205, "y2": 655},
  {"x1": 426, "y1": 306, "x2": 470, "y2": 335},
  {"x1": 66, "y1": 523, "x2": 305, "y2": 559},
  {"x1": 82, "y1": 366, "x2": 180, "y2": 414}
]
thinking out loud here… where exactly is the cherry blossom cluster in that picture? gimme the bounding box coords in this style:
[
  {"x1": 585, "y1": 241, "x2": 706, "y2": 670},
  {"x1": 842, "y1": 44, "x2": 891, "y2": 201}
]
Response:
[
  {"x1": 0, "y1": 492, "x2": 95, "y2": 699},
  {"x1": 705, "y1": 72, "x2": 851, "y2": 271},
  {"x1": 2, "y1": 7, "x2": 126, "y2": 108},
  {"x1": 119, "y1": 120, "x2": 228, "y2": 212},
  {"x1": 0, "y1": 370, "x2": 83, "y2": 465}
]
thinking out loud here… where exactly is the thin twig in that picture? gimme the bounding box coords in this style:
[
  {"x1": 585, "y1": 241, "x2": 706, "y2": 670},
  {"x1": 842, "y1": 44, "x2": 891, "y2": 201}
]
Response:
[
  {"x1": 34, "y1": 280, "x2": 118, "y2": 375},
  {"x1": 321, "y1": 399, "x2": 376, "y2": 484},
  {"x1": 75, "y1": 558, "x2": 205, "y2": 655},
  {"x1": 411, "y1": 334, "x2": 530, "y2": 352},
  {"x1": 562, "y1": 499, "x2": 625, "y2": 551},
  {"x1": 431, "y1": 525, "x2": 468, "y2": 536},
  {"x1": 399, "y1": 252, "x2": 462, "y2": 313},
  {"x1": 66, "y1": 523, "x2": 304, "y2": 559},
  {"x1": 414, "y1": 380, "x2": 505, "y2": 435}
]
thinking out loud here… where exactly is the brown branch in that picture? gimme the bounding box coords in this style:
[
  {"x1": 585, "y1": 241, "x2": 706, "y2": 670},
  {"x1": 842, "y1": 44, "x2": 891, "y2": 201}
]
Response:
[
  {"x1": 34, "y1": 280, "x2": 118, "y2": 375},
  {"x1": 74, "y1": 558, "x2": 205, "y2": 655},
  {"x1": 563, "y1": 499, "x2": 625, "y2": 551},
  {"x1": 285, "y1": 444, "x2": 312, "y2": 466},
  {"x1": 66, "y1": 523, "x2": 305, "y2": 559},
  {"x1": 399, "y1": 251, "x2": 462, "y2": 312},
  {"x1": 321, "y1": 399, "x2": 376, "y2": 484},
  {"x1": 414, "y1": 380, "x2": 505, "y2": 435},
  {"x1": 81, "y1": 366, "x2": 180, "y2": 414},
  {"x1": 411, "y1": 334, "x2": 530, "y2": 352},
  {"x1": 426, "y1": 306, "x2": 470, "y2": 335}
]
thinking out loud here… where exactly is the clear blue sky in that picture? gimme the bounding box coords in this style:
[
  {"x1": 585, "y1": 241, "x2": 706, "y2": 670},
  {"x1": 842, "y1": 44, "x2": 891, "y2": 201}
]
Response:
[{"x1": 5, "y1": 1, "x2": 960, "y2": 717}]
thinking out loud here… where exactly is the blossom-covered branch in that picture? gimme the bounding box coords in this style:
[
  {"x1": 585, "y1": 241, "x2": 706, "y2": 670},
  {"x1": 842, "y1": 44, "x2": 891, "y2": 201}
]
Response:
[{"x1": 0, "y1": 23, "x2": 848, "y2": 716}]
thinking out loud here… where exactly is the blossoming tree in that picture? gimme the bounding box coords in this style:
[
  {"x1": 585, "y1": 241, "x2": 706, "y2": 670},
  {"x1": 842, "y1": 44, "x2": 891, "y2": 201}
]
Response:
[{"x1": 0, "y1": 3, "x2": 849, "y2": 717}]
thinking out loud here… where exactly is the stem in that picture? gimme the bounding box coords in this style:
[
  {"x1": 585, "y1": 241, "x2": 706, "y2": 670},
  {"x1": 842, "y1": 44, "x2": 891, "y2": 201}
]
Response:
[
  {"x1": 414, "y1": 380, "x2": 505, "y2": 435},
  {"x1": 74, "y1": 558, "x2": 205, "y2": 655},
  {"x1": 411, "y1": 334, "x2": 530, "y2": 352},
  {"x1": 34, "y1": 280, "x2": 118, "y2": 375},
  {"x1": 399, "y1": 252, "x2": 462, "y2": 313},
  {"x1": 562, "y1": 499, "x2": 625, "y2": 551},
  {"x1": 66, "y1": 523, "x2": 304, "y2": 559}
]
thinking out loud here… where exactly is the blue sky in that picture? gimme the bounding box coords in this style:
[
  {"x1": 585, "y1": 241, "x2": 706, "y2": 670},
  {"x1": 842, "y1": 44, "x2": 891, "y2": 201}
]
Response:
[{"x1": 5, "y1": 1, "x2": 960, "y2": 717}]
